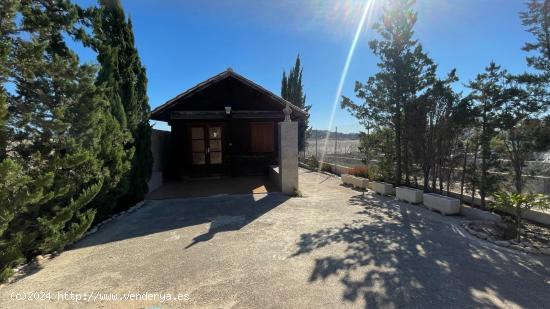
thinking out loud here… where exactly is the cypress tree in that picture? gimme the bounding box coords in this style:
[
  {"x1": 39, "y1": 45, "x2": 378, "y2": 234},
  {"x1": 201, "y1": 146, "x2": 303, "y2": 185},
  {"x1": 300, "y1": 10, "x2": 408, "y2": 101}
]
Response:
[
  {"x1": 0, "y1": 0, "x2": 123, "y2": 281},
  {"x1": 281, "y1": 55, "x2": 311, "y2": 151},
  {"x1": 0, "y1": 0, "x2": 13, "y2": 159},
  {"x1": 91, "y1": 0, "x2": 152, "y2": 214},
  {"x1": 281, "y1": 71, "x2": 288, "y2": 101}
]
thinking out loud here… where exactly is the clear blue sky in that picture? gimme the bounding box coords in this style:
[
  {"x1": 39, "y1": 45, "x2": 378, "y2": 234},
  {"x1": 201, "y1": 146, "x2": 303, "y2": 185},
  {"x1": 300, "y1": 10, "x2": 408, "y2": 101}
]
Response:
[{"x1": 75, "y1": 0, "x2": 533, "y2": 133}]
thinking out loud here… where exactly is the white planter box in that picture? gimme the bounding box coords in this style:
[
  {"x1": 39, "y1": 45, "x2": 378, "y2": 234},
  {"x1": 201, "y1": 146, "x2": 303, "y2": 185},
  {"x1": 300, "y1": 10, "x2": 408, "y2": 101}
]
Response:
[
  {"x1": 341, "y1": 174, "x2": 368, "y2": 189},
  {"x1": 396, "y1": 187, "x2": 423, "y2": 204},
  {"x1": 423, "y1": 193, "x2": 461, "y2": 215},
  {"x1": 341, "y1": 174, "x2": 353, "y2": 185},
  {"x1": 371, "y1": 181, "x2": 395, "y2": 196}
]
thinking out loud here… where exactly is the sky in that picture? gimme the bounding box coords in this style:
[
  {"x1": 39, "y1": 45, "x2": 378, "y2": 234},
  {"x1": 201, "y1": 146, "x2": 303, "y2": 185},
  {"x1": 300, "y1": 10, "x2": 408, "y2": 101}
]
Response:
[{"x1": 74, "y1": 0, "x2": 533, "y2": 133}]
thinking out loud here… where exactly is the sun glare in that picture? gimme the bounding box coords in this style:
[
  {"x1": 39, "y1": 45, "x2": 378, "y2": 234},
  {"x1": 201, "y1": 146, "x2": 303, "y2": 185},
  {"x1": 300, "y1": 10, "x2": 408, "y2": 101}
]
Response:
[{"x1": 315, "y1": 0, "x2": 379, "y2": 185}]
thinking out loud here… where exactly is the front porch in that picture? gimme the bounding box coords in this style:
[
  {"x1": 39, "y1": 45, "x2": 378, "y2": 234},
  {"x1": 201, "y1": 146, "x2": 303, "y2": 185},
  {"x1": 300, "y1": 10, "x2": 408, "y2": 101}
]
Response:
[{"x1": 146, "y1": 175, "x2": 278, "y2": 200}]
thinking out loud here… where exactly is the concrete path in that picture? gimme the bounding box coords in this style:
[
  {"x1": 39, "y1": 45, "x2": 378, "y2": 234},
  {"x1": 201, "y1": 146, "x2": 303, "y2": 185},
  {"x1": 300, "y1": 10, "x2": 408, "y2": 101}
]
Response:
[{"x1": 0, "y1": 169, "x2": 549, "y2": 308}]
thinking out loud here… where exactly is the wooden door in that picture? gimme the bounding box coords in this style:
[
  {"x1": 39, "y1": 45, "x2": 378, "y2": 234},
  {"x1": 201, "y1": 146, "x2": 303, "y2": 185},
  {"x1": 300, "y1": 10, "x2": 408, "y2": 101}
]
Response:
[{"x1": 190, "y1": 125, "x2": 224, "y2": 176}]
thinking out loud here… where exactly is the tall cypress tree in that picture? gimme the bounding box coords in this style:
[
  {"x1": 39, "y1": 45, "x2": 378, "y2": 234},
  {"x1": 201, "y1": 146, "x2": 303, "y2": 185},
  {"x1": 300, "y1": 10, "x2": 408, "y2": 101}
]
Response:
[
  {"x1": 281, "y1": 55, "x2": 311, "y2": 151},
  {"x1": 0, "y1": 0, "x2": 119, "y2": 280},
  {"x1": 0, "y1": 0, "x2": 12, "y2": 159},
  {"x1": 90, "y1": 0, "x2": 152, "y2": 215}
]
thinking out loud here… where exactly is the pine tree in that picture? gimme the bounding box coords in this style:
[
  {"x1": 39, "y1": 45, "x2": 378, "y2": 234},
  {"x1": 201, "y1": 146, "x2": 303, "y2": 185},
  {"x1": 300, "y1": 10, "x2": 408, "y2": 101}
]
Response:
[
  {"x1": 416, "y1": 70, "x2": 470, "y2": 193},
  {"x1": 281, "y1": 55, "x2": 311, "y2": 151},
  {"x1": 521, "y1": 0, "x2": 550, "y2": 74},
  {"x1": 341, "y1": 0, "x2": 436, "y2": 185},
  {"x1": 518, "y1": 0, "x2": 550, "y2": 120},
  {"x1": 90, "y1": 0, "x2": 152, "y2": 213},
  {"x1": 467, "y1": 62, "x2": 519, "y2": 207}
]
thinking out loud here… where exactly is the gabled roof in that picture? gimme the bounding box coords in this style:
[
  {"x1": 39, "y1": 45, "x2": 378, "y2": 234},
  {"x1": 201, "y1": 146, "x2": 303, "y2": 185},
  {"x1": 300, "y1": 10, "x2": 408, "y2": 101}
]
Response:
[{"x1": 151, "y1": 68, "x2": 307, "y2": 121}]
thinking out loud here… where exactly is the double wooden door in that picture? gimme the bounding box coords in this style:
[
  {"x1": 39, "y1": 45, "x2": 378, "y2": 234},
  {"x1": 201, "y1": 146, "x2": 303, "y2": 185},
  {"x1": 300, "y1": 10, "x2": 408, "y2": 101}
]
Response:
[{"x1": 190, "y1": 124, "x2": 224, "y2": 176}]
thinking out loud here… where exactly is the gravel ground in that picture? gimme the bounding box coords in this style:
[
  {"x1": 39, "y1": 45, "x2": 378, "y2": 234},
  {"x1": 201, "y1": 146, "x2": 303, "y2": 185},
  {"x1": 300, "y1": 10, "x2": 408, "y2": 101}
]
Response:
[{"x1": 0, "y1": 168, "x2": 549, "y2": 308}]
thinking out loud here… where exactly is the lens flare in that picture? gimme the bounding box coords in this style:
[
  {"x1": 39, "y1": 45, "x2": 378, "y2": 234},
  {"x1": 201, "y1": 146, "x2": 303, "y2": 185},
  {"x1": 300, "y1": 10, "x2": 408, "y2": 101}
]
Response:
[{"x1": 314, "y1": 0, "x2": 378, "y2": 186}]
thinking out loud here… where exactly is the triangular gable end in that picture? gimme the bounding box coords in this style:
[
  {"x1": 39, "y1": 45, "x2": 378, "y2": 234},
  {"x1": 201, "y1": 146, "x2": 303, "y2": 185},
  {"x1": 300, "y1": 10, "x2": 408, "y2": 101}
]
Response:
[{"x1": 150, "y1": 69, "x2": 307, "y2": 122}]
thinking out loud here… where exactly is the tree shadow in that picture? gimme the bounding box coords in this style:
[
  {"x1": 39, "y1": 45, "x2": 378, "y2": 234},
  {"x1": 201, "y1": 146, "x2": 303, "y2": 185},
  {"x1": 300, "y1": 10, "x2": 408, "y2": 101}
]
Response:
[
  {"x1": 292, "y1": 193, "x2": 550, "y2": 308},
  {"x1": 73, "y1": 192, "x2": 289, "y2": 250}
]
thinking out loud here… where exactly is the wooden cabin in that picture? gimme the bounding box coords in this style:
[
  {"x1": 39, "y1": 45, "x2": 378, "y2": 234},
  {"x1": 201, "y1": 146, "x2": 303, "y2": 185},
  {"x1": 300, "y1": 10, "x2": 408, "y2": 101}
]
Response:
[{"x1": 150, "y1": 69, "x2": 307, "y2": 179}]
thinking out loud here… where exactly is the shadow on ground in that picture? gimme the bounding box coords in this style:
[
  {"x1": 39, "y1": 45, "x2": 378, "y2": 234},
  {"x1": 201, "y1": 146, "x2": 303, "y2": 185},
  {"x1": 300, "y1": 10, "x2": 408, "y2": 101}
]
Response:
[
  {"x1": 146, "y1": 176, "x2": 278, "y2": 199},
  {"x1": 292, "y1": 192, "x2": 550, "y2": 308},
  {"x1": 74, "y1": 192, "x2": 289, "y2": 250}
]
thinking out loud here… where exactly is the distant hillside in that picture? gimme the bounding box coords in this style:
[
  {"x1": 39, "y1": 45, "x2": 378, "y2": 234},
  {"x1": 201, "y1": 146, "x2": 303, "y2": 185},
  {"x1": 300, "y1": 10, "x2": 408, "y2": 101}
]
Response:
[{"x1": 310, "y1": 130, "x2": 360, "y2": 140}]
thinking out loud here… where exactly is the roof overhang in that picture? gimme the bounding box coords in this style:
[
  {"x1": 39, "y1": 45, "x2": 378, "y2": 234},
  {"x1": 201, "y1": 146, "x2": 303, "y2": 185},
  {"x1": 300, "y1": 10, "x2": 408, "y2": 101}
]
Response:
[{"x1": 150, "y1": 69, "x2": 308, "y2": 122}]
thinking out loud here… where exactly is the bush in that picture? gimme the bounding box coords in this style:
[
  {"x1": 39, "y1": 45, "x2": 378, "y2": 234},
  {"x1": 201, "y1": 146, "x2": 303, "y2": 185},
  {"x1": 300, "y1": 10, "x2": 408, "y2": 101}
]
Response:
[
  {"x1": 367, "y1": 165, "x2": 382, "y2": 181},
  {"x1": 321, "y1": 163, "x2": 333, "y2": 173},
  {"x1": 307, "y1": 155, "x2": 319, "y2": 168},
  {"x1": 348, "y1": 166, "x2": 369, "y2": 178},
  {"x1": 493, "y1": 191, "x2": 550, "y2": 242}
]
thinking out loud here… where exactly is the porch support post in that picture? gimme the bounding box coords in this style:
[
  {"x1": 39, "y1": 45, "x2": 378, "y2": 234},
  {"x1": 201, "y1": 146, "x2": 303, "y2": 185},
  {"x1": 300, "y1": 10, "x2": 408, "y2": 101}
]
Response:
[{"x1": 278, "y1": 121, "x2": 299, "y2": 195}]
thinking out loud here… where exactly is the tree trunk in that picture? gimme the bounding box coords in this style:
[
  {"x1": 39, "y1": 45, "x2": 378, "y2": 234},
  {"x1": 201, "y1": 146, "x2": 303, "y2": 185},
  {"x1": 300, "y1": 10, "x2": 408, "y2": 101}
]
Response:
[
  {"x1": 471, "y1": 144, "x2": 479, "y2": 204},
  {"x1": 480, "y1": 151, "x2": 487, "y2": 207},
  {"x1": 480, "y1": 108, "x2": 489, "y2": 208},
  {"x1": 439, "y1": 167, "x2": 445, "y2": 195},
  {"x1": 404, "y1": 144, "x2": 410, "y2": 186},
  {"x1": 432, "y1": 164, "x2": 437, "y2": 192},
  {"x1": 423, "y1": 168, "x2": 430, "y2": 192},
  {"x1": 447, "y1": 167, "x2": 453, "y2": 196},
  {"x1": 395, "y1": 120, "x2": 402, "y2": 186},
  {"x1": 460, "y1": 140, "x2": 469, "y2": 202},
  {"x1": 515, "y1": 205, "x2": 522, "y2": 243}
]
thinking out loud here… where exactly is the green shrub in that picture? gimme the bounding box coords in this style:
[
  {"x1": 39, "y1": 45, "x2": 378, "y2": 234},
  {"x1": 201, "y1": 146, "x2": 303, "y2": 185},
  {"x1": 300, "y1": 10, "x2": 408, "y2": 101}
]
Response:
[
  {"x1": 321, "y1": 163, "x2": 333, "y2": 173},
  {"x1": 493, "y1": 192, "x2": 550, "y2": 242},
  {"x1": 367, "y1": 165, "x2": 383, "y2": 181},
  {"x1": 307, "y1": 155, "x2": 319, "y2": 168}
]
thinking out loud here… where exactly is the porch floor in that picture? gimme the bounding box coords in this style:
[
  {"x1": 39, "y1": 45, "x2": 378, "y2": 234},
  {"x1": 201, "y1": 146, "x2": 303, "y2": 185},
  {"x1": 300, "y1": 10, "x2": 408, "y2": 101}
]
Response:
[{"x1": 146, "y1": 176, "x2": 278, "y2": 200}]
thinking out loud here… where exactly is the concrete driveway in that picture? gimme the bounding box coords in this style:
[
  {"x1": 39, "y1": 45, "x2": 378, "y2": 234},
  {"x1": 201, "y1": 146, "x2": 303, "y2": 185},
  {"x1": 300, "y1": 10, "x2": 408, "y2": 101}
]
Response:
[{"x1": 1, "y1": 169, "x2": 549, "y2": 308}]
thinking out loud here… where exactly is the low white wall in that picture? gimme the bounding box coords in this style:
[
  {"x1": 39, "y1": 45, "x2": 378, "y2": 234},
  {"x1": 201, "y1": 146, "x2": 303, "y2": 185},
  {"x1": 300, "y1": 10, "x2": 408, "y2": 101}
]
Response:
[
  {"x1": 318, "y1": 161, "x2": 351, "y2": 175},
  {"x1": 499, "y1": 207, "x2": 550, "y2": 225},
  {"x1": 460, "y1": 205, "x2": 502, "y2": 222},
  {"x1": 341, "y1": 174, "x2": 368, "y2": 189}
]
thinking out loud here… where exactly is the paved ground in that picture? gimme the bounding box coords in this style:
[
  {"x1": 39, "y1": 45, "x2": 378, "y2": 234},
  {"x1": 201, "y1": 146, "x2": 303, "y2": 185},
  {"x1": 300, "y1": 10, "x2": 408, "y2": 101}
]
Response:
[{"x1": 1, "y1": 169, "x2": 549, "y2": 308}]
